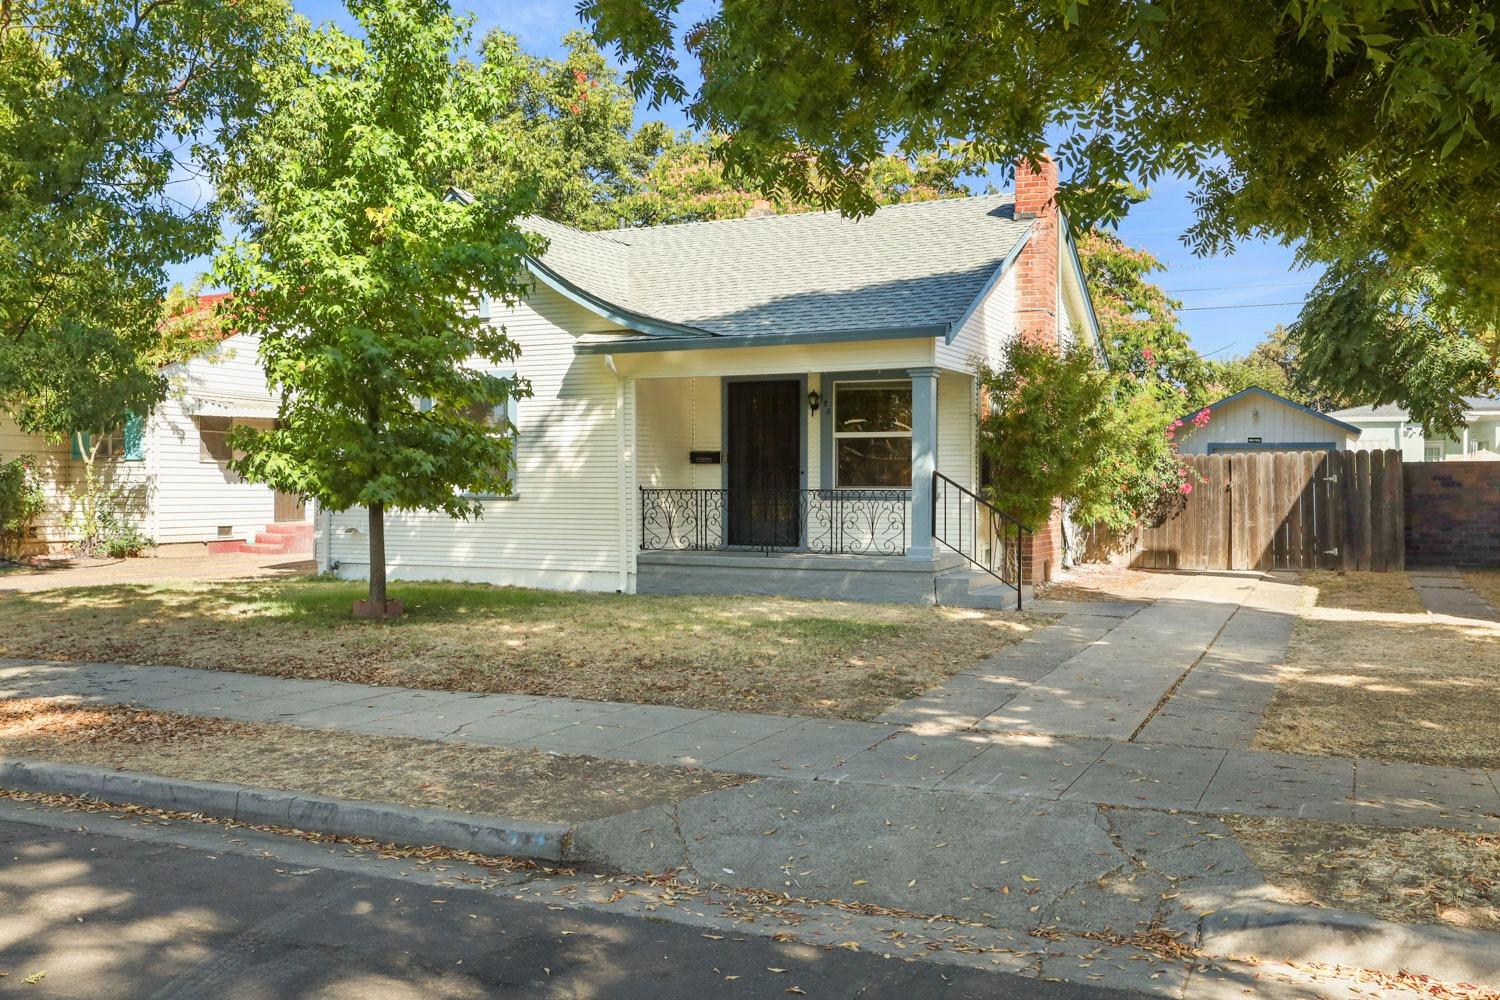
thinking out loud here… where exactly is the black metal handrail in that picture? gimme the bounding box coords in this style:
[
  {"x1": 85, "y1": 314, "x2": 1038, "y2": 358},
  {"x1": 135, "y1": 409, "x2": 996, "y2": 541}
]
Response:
[
  {"x1": 932, "y1": 471, "x2": 1028, "y2": 609},
  {"x1": 639, "y1": 487, "x2": 908, "y2": 556}
]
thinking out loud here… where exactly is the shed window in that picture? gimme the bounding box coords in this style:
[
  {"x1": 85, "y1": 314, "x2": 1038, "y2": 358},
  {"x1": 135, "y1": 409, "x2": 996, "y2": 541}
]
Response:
[
  {"x1": 832, "y1": 381, "x2": 912, "y2": 489},
  {"x1": 1424, "y1": 443, "x2": 1444, "y2": 462}
]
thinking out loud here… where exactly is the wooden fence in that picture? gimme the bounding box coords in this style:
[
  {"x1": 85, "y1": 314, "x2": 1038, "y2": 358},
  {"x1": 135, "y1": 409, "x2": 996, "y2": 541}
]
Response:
[{"x1": 1128, "y1": 450, "x2": 1404, "y2": 572}]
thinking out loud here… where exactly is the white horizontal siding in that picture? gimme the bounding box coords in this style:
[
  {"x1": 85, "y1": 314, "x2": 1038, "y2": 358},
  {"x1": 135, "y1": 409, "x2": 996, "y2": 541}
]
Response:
[
  {"x1": 1176, "y1": 395, "x2": 1357, "y2": 454},
  {"x1": 0, "y1": 419, "x2": 76, "y2": 549},
  {"x1": 149, "y1": 332, "x2": 300, "y2": 543},
  {"x1": 326, "y1": 283, "x2": 629, "y2": 591},
  {"x1": 936, "y1": 266, "x2": 1016, "y2": 373}
]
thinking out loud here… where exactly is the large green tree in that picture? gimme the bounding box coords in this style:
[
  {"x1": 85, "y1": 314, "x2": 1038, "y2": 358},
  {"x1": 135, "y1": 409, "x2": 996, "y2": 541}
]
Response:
[
  {"x1": 0, "y1": 0, "x2": 289, "y2": 441},
  {"x1": 1075, "y1": 229, "x2": 1208, "y2": 408},
  {"x1": 214, "y1": 0, "x2": 539, "y2": 614},
  {"x1": 462, "y1": 31, "x2": 978, "y2": 231},
  {"x1": 582, "y1": 0, "x2": 1500, "y2": 422},
  {"x1": 1292, "y1": 258, "x2": 1497, "y2": 433}
]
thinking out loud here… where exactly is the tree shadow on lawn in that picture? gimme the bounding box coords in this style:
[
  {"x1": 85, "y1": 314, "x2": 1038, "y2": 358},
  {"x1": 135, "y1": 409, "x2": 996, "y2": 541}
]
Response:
[{"x1": 0, "y1": 578, "x2": 1044, "y2": 721}]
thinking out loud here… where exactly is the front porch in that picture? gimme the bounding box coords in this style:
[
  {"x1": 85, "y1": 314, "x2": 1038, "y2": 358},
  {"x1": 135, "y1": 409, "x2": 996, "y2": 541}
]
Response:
[{"x1": 626, "y1": 367, "x2": 1028, "y2": 607}]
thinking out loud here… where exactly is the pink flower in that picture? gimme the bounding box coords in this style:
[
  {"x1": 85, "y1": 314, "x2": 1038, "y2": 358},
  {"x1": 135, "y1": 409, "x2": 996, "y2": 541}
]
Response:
[
  {"x1": 1142, "y1": 347, "x2": 1156, "y2": 363},
  {"x1": 1179, "y1": 482, "x2": 1193, "y2": 495}
]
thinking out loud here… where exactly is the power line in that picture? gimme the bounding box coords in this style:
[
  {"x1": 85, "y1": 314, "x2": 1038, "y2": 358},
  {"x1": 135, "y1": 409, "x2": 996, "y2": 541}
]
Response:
[
  {"x1": 1178, "y1": 301, "x2": 1305, "y2": 312},
  {"x1": 1165, "y1": 279, "x2": 1315, "y2": 293}
]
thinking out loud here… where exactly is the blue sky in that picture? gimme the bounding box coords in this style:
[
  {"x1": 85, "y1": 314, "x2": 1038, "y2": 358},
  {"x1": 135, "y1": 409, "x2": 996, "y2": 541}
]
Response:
[{"x1": 196, "y1": 0, "x2": 1318, "y2": 360}]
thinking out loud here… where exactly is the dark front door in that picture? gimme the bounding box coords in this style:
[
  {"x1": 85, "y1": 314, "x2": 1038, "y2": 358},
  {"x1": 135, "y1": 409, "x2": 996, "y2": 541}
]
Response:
[{"x1": 726, "y1": 379, "x2": 801, "y2": 547}]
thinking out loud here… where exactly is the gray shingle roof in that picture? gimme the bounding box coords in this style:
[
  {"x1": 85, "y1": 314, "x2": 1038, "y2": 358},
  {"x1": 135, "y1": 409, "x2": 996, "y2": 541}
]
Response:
[
  {"x1": 1331, "y1": 396, "x2": 1500, "y2": 420},
  {"x1": 522, "y1": 195, "x2": 1032, "y2": 339}
]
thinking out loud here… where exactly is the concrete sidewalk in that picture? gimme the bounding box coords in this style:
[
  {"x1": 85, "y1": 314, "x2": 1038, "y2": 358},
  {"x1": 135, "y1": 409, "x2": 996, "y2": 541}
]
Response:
[
  {"x1": 1411, "y1": 567, "x2": 1500, "y2": 622},
  {"x1": 5, "y1": 653, "x2": 1498, "y2": 833},
  {"x1": 880, "y1": 573, "x2": 1302, "y2": 749}
]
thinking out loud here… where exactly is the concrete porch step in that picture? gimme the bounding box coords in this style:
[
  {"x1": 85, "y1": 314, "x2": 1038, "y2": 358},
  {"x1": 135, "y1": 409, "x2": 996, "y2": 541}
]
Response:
[
  {"x1": 264, "y1": 522, "x2": 314, "y2": 537},
  {"x1": 934, "y1": 569, "x2": 1031, "y2": 611}
]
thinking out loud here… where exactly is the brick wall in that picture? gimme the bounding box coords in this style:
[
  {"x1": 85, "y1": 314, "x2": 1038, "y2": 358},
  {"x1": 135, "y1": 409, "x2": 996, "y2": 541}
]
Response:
[
  {"x1": 1013, "y1": 156, "x2": 1060, "y2": 346},
  {"x1": 1021, "y1": 500, "x2": 1065, "y2": 583},
  {"x1": 1404, "y1": 461, "x2": 1500, "y2": 567}
]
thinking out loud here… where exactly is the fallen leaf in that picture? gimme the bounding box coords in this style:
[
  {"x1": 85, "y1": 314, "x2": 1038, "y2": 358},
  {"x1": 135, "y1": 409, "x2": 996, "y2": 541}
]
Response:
[{"x1": 786, "y1": 988, "x2": 807, "y2": 995}]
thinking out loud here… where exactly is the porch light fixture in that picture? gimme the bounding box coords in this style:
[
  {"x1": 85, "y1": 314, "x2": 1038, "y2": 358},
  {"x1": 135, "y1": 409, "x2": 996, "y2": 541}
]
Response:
[{"x1": 807, "y1": 389, "x2": 821, "y2": 414}]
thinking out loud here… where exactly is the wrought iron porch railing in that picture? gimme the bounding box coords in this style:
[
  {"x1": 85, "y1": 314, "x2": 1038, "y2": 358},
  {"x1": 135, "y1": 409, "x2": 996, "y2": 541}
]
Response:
[
  {"x1": 932, "y1": 471, "x2": 1028, "y2": 609},
  {"x1": 639, "y1": 487, "x2": 908, "y2": 556}
]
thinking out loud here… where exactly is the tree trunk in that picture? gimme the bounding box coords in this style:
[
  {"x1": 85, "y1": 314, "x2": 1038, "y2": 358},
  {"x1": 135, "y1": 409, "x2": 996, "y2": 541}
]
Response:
[{"x1": 368, "y1": 501, "x2": 386, "y2": 606}]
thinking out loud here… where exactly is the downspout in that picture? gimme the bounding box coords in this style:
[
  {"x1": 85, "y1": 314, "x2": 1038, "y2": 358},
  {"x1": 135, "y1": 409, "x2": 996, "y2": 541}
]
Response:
[{"x1": 606, "y1": 354, "x2": 630, "y2": 593}]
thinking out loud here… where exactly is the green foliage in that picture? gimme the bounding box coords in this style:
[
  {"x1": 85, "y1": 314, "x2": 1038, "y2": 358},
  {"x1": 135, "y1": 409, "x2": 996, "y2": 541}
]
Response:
[
  {"x1": 64, "y1": 448, "x2": 148, "y2": 558},
  {"x1": 0, "y1": 455, "x2": 45, "y2": 558},
  {"x1": 0, "y1": 0, "x2": 290, "y2": 442},
  {"x1": 1075, "y1": 229, "x2": 1209, "y2": 407},
  {"x1": 213, "y1": 0, "x2": 542, "y2": 606},
  {"x1": 102, "y1": 524, "x2": 151, "y2": 559},
  {"x1": 462, "y1": 30, "x2": 978, "y2": 231},
  {"x1": 583, "y1": 0, "x2": 1500, "y2": 410},
  {"x1": 1291, "y1": 258, "x2": 1498, "y2": 434},
  {"x1": 977, "y1": 340, "x2": 1189, "y2": 534}
]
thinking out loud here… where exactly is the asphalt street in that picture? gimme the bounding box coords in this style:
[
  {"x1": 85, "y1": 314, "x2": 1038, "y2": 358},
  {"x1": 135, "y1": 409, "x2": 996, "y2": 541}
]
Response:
[{"x1": 0, "y1": 815, "x2": 1146, "y2": 999}]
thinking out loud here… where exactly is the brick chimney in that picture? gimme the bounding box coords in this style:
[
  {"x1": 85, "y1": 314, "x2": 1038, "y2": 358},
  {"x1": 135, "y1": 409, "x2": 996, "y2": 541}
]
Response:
[
  {"x1": 745, "y1": 198, "x2": 776, "y2": 219},
  {"x1": 1013, "y1": 154, "x2": 1060, "y2": 346},
  {"x1": 1013, "y1": 154, "x2": 1067, "y2": 584}
]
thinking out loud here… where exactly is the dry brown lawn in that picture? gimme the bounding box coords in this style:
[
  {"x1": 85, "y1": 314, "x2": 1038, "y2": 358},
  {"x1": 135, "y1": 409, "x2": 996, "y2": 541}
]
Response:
[
  {"x1": 0, "y1": 698, "x2": 741, "y2": 824},
  {"x1": 1464, "y1": 569, "x2": 1500, "y2": 613},
  {"x1": 1255, "y1": 571, "x2": 1500, "y2": 768},
  {"x1": 1034, "y1": 565, "x2": 1182, "y2": 604},
  {"x1": 1231, "y1": 816, "x2": 1500, "y2": 933},
  {"x1": 0, "y1": 578, "x2": 1050, "y2": 720}
]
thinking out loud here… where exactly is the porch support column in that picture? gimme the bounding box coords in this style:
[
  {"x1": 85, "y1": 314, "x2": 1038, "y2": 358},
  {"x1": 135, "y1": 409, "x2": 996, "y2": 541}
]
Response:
[{"x1": 907, "y1": 366, "x2": 940, "y2": 560}]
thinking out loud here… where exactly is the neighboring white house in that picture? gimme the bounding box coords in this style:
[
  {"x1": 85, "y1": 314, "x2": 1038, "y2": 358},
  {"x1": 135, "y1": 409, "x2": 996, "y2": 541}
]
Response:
[
  {"x1": 1174, "y1": 387, "x2": 1361, "y2": 455},
  {"x1": 1330, "y1": 397, "x2": 1500, "y2": 462},
  {"x1": 1, "y1": 311, "x2": 312, "y2": 556},
  {"x1": 318, "y1": 159, "x2": 1102, "y2": 602}
]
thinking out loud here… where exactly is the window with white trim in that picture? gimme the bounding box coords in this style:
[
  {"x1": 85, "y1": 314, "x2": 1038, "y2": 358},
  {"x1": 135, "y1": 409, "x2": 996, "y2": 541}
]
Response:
[
  {"x1": 418, "y1": 388, "x2": 519, "y2": 498},
  {"x1": 832, "y1": 380, "x2": 912, "y2": 489},
  {"x1": 1424, "y1": 442, "x2": 1444, "y2": 462}
]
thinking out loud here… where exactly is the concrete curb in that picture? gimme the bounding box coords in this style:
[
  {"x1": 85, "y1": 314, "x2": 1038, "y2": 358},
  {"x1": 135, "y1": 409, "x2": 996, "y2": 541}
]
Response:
[
  {"x1": 1200, "y1": 904, "x2": 1500, "y2": 986},
  {"x1": 0, "y1": 757, "x2": 569, "y2": 861},
  {"x1": 5, "y1": 756, "x2": 1498, "y2": 987}
]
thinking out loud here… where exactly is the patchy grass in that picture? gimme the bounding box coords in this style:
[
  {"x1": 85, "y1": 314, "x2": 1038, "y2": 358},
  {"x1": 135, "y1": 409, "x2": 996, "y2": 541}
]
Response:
[
  {"x1": 0, "y1": 698, "x2": 741, "y2": 824},
  {"x1": 1255, "y1": 572, "x2": 1500, "y2": 768},
  {"x1": 1231, "y1": 816, "x2": 1500, "y2": 933},
  {"x1": 0, "y1": 577, "x2": 1050, "y2": 720},
  {"x1": 1463, "y1": 569, "x2": 1500, "y2": 613}
]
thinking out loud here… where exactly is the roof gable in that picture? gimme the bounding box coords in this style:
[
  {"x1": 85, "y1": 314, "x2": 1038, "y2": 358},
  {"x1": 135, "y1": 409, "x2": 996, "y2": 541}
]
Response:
[
  {"x1": 519, "y1": 195, "x2": 1035, "y2": 343},
  {"x1": 1188, "y1": 387, "x2": 1361, "y2": 436}
]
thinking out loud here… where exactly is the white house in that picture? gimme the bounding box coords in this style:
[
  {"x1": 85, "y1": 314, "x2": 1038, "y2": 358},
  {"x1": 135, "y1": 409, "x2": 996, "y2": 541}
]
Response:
[
  {"x1": 317, "y1": 159, "x2": 1102, "y2": 605},
  {"x1": 1330, "y1": 397, "x2": 1500, "y2": 462},
  {"x1": 1174, "y1": 387, "x2": 1361, "y2": 455},
  {"x1": 1, "y1": 311, "x2": 312, "y2": 557}
]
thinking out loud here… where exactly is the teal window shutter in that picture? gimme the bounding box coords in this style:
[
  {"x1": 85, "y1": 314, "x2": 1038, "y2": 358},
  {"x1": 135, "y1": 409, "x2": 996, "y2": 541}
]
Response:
[
  {"x1": 70, "y1": 432, "x2": 91, "y2": 460},
  {"x1": 123, "y1": 412, "x2": 145, "y2": 461}
]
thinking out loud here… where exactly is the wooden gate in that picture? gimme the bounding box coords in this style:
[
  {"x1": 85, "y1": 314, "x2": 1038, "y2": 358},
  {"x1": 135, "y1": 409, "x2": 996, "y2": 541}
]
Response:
[{"x1": 1129, "y1": 450, "x2": 1404, "y2": 572}]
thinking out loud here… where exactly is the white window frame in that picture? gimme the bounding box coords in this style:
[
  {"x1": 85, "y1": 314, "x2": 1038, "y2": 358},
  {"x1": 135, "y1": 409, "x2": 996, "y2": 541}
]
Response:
[
  {"x1": 417, "y1": 380, "x2": 519, "y2": 500},
  {"x1": 831, "y1": 379, "x2": 913, "y2": 490},
  {"x1": 1424, "y1": 442, "x2": 1444, "y2": 462}
]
